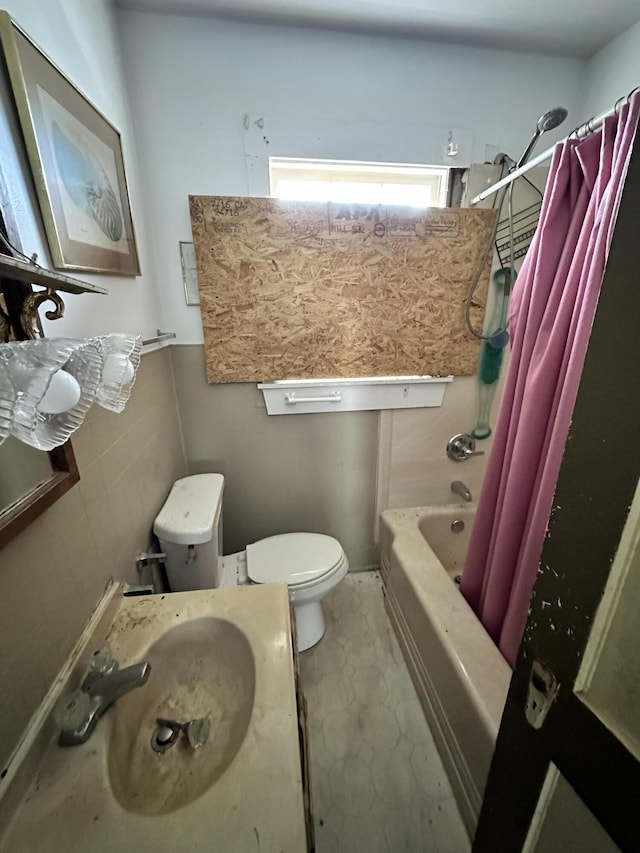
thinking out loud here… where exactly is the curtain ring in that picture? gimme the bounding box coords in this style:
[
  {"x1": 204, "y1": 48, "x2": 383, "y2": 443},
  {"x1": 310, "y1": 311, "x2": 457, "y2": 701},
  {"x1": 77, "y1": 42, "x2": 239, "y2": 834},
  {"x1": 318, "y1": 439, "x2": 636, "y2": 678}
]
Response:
[
  {"x1": 576, "y1": 121, "x2": 588, "y2": 139},
  {"x1": 627, "y1": 86, "x2": 640, "y2": 104},
  {"x1": 614, "y1": 96, "x2": 626, "y2": 113}
]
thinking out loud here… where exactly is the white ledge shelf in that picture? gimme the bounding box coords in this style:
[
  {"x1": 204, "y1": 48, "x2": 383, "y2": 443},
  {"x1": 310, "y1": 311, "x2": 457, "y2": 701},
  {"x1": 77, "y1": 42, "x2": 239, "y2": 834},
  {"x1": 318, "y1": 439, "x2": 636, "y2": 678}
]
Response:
[{"x1": 257, "y1": 375, "x2": 453, "y2": 414}]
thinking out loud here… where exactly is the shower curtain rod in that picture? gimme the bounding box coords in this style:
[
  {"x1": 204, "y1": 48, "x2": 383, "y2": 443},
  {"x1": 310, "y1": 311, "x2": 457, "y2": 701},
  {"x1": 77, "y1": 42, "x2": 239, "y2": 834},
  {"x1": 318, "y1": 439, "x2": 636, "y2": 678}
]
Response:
[{"x1": 470, "y1": 91, "x2": 637, "y2": 205}]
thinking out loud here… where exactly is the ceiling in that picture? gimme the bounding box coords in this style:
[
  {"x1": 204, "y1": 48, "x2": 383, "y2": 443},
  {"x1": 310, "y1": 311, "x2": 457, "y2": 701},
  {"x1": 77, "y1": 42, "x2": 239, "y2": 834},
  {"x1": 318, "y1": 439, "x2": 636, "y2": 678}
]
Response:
[{"x1": 115, "y1": 0, "x2": 640, "y2": 57}]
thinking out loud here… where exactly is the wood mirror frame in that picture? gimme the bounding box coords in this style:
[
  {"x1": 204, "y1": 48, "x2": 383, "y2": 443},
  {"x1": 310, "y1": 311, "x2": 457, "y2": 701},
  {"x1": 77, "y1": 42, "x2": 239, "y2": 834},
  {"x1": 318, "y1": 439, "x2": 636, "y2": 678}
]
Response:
[{"x1": 0, "y1": 442, "x2": 79, "y2": 550}]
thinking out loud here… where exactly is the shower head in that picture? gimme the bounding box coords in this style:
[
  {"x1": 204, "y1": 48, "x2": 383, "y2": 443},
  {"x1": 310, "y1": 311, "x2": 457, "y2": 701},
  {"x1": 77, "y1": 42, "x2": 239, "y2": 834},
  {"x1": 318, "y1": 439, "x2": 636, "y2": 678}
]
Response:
[
  {"x1": 516, "y1": 106, "x2": 568, "y2": 169},
  {"x1": 537, "y1": 107, "x2": 568, "y2": 133}
]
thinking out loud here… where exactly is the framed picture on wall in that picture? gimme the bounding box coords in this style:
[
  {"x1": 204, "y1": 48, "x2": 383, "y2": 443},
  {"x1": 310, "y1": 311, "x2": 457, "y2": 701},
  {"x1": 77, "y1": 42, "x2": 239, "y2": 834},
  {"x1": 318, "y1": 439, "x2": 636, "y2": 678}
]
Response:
[
  {"x1": 0, "y1": 12, "x2": 140, "y2": 275},
  {"x1": 179, "y1": 241, "x2": 200, "y2": 305}
]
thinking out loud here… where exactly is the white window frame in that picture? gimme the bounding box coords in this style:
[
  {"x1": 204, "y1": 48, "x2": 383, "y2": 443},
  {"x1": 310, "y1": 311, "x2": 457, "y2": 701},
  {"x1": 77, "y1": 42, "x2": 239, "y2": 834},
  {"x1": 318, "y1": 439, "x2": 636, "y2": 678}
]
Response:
[{"x1": 269, "y1": 157, "x2": 449, "y2": 207}]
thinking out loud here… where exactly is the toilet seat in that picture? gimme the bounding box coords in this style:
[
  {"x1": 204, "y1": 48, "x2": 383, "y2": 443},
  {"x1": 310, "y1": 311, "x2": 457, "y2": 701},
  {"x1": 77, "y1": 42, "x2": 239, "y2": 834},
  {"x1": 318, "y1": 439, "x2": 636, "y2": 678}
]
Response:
[
  {"x1": 247, "y1": 533, "x2": 346, "y2": 587},
  {"x1": 287, "y1": 554, "x2": 348, "y2": 590}
]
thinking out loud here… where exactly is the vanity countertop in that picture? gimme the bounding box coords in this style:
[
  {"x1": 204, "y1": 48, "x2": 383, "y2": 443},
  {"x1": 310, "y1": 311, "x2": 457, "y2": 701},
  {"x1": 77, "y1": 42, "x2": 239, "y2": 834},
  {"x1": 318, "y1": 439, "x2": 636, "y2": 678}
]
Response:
[{"x1": 0, "y1": 584, "x2": 308, "y2": 853}]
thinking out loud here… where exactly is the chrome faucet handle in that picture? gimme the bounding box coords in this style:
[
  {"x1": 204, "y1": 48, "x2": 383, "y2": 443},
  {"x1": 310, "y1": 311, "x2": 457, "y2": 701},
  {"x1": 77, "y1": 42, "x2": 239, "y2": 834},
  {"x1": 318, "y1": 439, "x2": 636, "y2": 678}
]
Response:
[
  {"x1": 447, "y1": 433, "x2": 485, "y2": 462},
  {"x1": 58, "y1": 660, "x2": 151, "y2": 746},
  {"x1": 86, "y1": 648, "x2": 118, "y2": 678}
]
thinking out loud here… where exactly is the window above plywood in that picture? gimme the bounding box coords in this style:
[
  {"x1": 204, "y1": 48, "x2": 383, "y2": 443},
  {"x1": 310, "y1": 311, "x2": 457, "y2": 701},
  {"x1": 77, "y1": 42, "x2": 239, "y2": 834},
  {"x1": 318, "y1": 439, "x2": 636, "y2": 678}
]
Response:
[{"x1": 269, "y1": 158, "x2": 449, "y2": 208}]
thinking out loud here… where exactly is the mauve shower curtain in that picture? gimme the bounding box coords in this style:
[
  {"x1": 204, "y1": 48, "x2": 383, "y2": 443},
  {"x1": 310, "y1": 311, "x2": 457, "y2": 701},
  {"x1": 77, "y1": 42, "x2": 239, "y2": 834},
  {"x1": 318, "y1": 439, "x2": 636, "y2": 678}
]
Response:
[{"x1": 461, "y1": 93, "x2": 640, "y2": 668}]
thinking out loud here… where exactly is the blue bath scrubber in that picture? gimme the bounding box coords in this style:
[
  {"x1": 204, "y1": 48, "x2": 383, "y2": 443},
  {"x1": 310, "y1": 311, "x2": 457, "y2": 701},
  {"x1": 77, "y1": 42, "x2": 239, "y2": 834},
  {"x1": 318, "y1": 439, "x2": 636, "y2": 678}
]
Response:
[{"x1": 471, "y1": 270, "x2": 512, "y2": 440}]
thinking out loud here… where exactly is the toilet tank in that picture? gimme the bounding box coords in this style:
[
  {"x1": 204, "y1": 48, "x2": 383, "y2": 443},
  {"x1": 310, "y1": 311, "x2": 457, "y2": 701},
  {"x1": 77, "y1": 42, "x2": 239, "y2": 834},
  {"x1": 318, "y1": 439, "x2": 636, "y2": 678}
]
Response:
[{"x1": 153, "y1": 474, "x2": 224, "y2": 592}]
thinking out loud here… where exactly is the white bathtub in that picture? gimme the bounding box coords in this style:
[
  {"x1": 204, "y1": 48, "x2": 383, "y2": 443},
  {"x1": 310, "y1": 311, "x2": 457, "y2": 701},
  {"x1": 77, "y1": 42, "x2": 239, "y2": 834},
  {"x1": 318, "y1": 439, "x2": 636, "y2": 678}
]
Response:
[{"x1": 380, "y1": 505, "x2": 511, "y2": 837}]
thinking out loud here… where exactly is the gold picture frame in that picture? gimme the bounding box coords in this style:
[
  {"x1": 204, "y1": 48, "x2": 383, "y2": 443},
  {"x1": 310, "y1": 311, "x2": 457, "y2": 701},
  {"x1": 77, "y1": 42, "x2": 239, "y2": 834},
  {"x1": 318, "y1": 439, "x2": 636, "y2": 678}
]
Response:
[{"x1": 0, "y1": 12, "x2": 140, "y2": 275}]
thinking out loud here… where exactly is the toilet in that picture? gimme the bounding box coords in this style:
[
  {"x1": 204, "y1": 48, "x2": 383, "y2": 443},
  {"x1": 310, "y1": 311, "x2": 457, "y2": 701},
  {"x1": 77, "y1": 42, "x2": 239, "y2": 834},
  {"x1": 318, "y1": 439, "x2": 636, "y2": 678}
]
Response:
[{"x1": 153, "y1": 474, "x2": 349, "y2": 650}]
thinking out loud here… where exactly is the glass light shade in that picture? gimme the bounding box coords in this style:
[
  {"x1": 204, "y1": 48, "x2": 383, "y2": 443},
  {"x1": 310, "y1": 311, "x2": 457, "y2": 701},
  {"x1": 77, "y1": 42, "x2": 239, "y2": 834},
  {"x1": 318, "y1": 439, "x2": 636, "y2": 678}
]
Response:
[
  {"x1": 94, "y1": 334, "x2": 142, "y2": 412},
  {"x1": 0, "y1": 338, "x2": 104, "y2": 451},
  {"x1": 0, "y1": 368, "x2": 16, "y2": 447}
]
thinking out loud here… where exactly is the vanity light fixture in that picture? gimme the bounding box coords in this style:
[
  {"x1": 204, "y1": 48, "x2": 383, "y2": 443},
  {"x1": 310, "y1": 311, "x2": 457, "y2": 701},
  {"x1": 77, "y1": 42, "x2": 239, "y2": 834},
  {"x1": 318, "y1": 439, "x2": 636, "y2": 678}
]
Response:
[
  {"x1": 95, "y1": 333, "x2": 141, "y2": 413},
  {"x1": 0, "y1": 368, "x2": 16, "y2": 445},
  {"x1": 0, "y1": 334, "x2": 142, "y2": 450}
]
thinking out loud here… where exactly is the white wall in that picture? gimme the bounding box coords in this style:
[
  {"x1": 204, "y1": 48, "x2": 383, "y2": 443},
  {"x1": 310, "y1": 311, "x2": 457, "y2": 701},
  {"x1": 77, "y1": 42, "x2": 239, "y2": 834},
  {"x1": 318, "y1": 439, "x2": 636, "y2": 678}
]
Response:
[
  {"x1": 117, "y1": 11, "x2": 585, "y2": 343},
  {"x1": 0, "y1": 0, "x2": 161, "y2": 338},
  {"x1": 580, "y1": 19, "x2": 640, "y2": 119}
]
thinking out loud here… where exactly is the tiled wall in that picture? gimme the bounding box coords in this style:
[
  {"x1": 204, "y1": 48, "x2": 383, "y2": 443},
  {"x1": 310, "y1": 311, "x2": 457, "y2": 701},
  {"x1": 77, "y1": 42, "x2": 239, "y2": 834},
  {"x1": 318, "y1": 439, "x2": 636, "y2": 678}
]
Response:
[
  {"x1": 376, "y1": 376, "x2": 500, "y2": 522},
  {"x1": 0, "y1": 348, "x2": 186, "y2": 771}
]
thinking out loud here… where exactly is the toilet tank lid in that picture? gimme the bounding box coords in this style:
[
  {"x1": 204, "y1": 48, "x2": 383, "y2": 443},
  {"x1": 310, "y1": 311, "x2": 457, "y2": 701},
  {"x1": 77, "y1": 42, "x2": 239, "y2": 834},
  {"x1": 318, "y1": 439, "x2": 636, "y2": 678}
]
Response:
[{"x1": 153, "y1": 474, "x2": 224, "y2": 545}]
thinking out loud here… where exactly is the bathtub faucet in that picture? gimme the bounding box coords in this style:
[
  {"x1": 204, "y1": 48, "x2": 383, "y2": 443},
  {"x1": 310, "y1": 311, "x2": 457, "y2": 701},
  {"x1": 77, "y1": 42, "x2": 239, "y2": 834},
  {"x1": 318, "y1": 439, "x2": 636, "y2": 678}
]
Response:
[{"x1": 451, "y1": 480, "x2": 472, "y2": 502}]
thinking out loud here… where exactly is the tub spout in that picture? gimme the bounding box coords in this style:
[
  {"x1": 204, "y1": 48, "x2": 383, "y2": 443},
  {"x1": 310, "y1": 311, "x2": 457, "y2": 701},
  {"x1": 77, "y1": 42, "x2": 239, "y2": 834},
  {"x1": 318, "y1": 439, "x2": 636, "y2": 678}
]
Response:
[{"x1": 451, "y1": 480, "x2": 472, "y2": 502}]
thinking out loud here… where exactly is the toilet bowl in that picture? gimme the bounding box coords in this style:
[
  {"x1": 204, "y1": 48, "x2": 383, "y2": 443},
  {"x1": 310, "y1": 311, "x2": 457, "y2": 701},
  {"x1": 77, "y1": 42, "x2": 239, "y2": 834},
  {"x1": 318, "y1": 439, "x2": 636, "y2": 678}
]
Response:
[
  {"x1": 246, "y1": 532, "x2": 349, "y2": 650},
  {"x1": 153, "y1": 475, "x2": 348, "y2": 651}
]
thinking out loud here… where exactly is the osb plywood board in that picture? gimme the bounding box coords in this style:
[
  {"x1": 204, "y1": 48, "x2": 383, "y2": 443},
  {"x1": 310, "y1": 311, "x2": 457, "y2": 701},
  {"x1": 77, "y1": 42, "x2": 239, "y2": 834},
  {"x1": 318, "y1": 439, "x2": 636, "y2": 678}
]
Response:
[{"x1": 190, "y1": 196, "x2": 496, "y2": 383}]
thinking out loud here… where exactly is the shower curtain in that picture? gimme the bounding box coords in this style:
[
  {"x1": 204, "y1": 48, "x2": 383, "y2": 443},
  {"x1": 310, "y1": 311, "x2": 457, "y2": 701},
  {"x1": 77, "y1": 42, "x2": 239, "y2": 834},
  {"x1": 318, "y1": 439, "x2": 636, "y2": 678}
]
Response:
[{"x1": 461, "y1": 93, "x2": 640, "y2": 668}]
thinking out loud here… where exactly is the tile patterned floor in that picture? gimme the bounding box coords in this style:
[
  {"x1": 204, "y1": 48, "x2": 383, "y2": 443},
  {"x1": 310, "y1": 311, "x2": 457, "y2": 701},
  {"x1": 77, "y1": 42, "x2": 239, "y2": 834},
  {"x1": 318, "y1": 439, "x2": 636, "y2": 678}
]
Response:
[{"x1": 299, "y1": 571, "x2": 471, "y2": 853}]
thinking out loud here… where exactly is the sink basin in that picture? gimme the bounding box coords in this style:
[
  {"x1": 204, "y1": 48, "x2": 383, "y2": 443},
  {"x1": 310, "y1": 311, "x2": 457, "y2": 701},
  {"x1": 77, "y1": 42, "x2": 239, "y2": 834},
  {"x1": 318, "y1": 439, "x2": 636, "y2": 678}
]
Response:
[
  {"x1": 0, "y1": 586, "x2": 308, "y2": 853},
  {"x1": 108, "y1": 617, "x2": 255, "y2": 816}
]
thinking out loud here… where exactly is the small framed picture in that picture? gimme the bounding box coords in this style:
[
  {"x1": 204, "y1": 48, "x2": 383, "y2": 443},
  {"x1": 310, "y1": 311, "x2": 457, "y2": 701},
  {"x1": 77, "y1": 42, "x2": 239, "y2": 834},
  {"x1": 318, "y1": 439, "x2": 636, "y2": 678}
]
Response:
[
  {"x1": 180, "y1": 241, "x2": 200, "y2": 305},
  {"x1": 0, "y1": 12, "x2": 140, "y2": 275}
]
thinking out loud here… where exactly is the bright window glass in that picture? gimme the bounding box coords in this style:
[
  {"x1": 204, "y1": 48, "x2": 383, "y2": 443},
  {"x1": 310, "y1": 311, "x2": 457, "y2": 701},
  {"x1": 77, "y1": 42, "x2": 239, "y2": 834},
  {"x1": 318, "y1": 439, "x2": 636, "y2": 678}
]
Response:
[{"x1": 269, "y1": 158, "x2": 448, "y2": 207}]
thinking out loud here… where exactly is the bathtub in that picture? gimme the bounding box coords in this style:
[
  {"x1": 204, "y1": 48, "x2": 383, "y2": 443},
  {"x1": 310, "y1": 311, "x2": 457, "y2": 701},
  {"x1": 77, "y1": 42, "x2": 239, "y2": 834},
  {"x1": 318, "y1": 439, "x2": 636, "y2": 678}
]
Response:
[{"x1": 379, "y1": 505, "x2": 511, "y2": 837}]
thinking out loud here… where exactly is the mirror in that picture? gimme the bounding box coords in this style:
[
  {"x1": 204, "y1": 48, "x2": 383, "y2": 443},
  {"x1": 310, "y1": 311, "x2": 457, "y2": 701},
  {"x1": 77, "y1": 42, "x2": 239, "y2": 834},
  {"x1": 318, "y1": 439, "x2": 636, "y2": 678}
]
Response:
[
  {"x1": 0, "y1": 435, "x2": 53, "y2": 510},
  {"x1": 0, "y1": 439, "x2": 78, "y2": 549},
  {"x1": 0, "y1": 181, "x2": 80, "y2": 551}
]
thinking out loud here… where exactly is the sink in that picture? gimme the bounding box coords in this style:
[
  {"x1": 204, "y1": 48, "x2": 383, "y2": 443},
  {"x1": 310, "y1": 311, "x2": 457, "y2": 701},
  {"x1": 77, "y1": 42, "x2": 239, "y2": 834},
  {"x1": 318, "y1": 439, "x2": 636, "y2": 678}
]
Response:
[
  {"x1": 108, "y1": 617, "x2": 255, "y2": 816},
  {"x1": 0, "y1": 586, "x2": 308, "y2": 853}
]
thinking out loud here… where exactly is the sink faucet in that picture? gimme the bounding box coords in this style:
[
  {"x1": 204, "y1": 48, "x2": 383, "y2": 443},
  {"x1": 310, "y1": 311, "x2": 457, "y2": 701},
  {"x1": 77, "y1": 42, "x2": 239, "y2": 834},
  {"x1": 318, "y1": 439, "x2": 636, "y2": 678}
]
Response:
[
  {"x1": 451, "y1": 480, "x2": 472, "y2": 502},
  {"x1": 58, "y1": 654, "x2": 151, "y2": 746}
]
